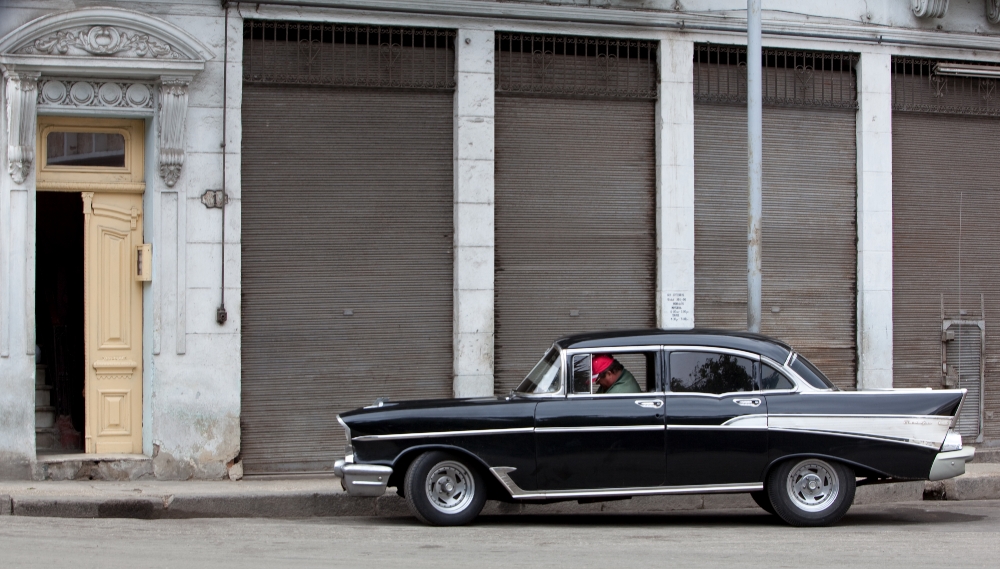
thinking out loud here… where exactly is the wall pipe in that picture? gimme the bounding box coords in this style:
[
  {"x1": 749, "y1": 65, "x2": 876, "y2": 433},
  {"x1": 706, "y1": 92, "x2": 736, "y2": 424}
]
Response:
[
  {"x1": 217, "y1": 2, "x2": 230, "y2": 325},
  {"x1": 747, "y1": 0, "x2": 762, "y2": 334}
]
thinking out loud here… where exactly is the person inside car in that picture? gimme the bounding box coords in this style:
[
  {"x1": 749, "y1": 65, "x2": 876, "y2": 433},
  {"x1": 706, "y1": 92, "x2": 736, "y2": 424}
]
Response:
[{"x1": 592, "y1": 354, "x2": 641, "y2": 394}]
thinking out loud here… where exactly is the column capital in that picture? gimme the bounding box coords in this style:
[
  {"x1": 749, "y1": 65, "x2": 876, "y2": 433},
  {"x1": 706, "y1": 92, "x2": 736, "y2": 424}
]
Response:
[
  {"x1": 4, "y1": 71, "x2": 39, "y2": 184},
  {"x1": 157, "y1": 75, "x2": 190, "y2": 187}
]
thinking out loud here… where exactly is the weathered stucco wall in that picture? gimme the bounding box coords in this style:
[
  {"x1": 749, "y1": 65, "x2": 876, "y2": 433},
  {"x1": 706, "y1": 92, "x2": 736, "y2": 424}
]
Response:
[{"x1": 0, "y1": 0, "x2": 241, "y2": 479}]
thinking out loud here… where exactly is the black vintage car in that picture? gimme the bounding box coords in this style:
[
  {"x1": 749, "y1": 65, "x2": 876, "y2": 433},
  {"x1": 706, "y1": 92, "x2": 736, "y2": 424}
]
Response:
[{"x1": 334, "y1": 330, "x2": 974, "y2": 527}]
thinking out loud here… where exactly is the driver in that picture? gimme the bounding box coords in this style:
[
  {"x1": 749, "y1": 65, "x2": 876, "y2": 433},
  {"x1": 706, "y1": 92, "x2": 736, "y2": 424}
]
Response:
[{"x1": 591, "y1": 354, "x2": 641, "y2": 394}]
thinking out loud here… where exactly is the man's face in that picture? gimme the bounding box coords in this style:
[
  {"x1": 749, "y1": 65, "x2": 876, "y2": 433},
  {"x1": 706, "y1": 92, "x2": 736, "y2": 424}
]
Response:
[{"x1": 595, "y1": 368, "x2": 621, "y2": 389}]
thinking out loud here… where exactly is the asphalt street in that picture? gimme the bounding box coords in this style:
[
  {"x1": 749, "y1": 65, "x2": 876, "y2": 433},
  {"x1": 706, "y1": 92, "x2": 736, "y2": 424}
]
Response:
[{"x1": 3, "y1": 500, "x2": 999, "y2": 568}]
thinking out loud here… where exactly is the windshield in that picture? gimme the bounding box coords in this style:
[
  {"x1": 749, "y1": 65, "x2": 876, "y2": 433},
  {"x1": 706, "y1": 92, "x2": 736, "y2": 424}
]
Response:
[
  {"x1": 790, "y1": 353, "x2": 838, "y2": 390},
  {"x1": 515, "y1": 347, "x2": 562, "y2": 395}
]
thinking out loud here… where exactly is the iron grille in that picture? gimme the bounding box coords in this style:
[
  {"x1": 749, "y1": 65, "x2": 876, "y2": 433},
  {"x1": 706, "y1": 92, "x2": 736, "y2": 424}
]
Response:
[
  {"x1": 694, "y1": 44, "x2": 858, "y2": 109},
  {"x1": 243, "y1": 21, "x2": 456, "y2": 90},
  {"x1": 495, "y1": 33, "x2": 657, "y2": 100},
  {"x1": 892, "y1": 57, "x2": 1000, "y2": 117}
]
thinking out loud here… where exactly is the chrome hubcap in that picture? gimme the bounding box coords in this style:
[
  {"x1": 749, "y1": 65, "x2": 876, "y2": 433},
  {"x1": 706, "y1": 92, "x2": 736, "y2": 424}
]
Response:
[
  {"x1": 786, "y1": 459, "x2": 840, "y2": 513},
  {"x1": 425, "y1": 460, "x2": 474, "y2": 514}
]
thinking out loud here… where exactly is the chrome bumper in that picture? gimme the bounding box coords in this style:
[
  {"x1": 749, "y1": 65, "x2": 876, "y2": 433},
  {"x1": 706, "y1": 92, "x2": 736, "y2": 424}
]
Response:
[
  {"x1": 334, "y1": 458, "x2": 393, "y2": 497},
  {"x1": 929, "y1": 447, "x2": 976, "y2": 481}
]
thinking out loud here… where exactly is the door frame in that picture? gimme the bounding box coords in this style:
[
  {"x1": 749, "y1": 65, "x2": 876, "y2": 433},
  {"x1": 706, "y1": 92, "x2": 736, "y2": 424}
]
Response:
[{"x1": 36, "y1": 115, "x2": 146, "y2": 454}]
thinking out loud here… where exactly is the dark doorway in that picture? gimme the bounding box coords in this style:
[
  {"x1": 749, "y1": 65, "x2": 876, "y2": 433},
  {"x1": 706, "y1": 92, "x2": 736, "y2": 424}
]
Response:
[{"x1": 35, "y1": 192, "x2": 85, "y2": 452}]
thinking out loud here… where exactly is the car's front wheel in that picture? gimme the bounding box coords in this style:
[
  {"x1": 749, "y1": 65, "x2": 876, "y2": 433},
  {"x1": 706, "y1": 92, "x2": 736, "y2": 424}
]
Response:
[
  {"x1": 404, "y1": 451, "x2": 487, "y2": 526},
  {"x1": 767, "y1": 457, "x2": 855, "y2": 527}
]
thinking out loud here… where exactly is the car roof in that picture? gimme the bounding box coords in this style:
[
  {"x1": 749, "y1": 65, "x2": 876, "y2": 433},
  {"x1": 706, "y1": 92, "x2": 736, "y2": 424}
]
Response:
[{"x1": 554, "y1": 329, "x2": 793, "y2": 363}]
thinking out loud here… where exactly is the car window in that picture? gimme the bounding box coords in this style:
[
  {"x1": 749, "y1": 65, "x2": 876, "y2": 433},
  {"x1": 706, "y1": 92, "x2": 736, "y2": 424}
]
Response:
[
  {"x1": 669, "y1": 352, "x2": 756, "y2": 394},
  {"x1": 515, "y1": 347, "x2": 562, "y2": 394},
  {"x1": 572, "y1": 352, "x2": 655, "y2": 394},
  {"x1": 760, "y1": 363, "x2": 795, "y2": 390},
  {"x1": 790, "y1": 354, "x2": 838, "y2": 390}
]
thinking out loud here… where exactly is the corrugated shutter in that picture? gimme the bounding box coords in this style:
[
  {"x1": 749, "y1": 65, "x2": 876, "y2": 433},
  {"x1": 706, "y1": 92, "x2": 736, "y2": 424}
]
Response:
[
  {"x1": 892, "y1": 111, "x2": 1000, "y2": 439},
  {"x1": 494, "y1": 95, "x2": 657, "y2": 393},
  {"x1": 945, "y1": 324, "x2": 984, "y2": 438},
  {"x1": 241, "y1": 85, "x2": 454, "y2": 473},
  {"x1": 694, "y1": 103, "x2": 858, "y2": 388}
]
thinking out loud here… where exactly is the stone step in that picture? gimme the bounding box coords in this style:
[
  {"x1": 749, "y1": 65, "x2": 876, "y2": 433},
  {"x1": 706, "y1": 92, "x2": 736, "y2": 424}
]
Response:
[
  {"x1": 971, "y1": 447, "x2": 1000, "y2": 463},
  {"x1": 35, "y1": 406, "x2": 56, "y2": 429},
  {"x1": 35, "y1": 364, "x2": 47, "y2": 387},
  {"x1": 35, "y1": 428, "x2": 58, "y2": 451},
  {"x1": 35, "y1": 385, "x2": 52, "y2": 407}
]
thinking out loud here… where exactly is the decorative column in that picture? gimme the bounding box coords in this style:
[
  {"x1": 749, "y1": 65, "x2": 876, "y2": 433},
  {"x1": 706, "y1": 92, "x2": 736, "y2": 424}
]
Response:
[
  {"x1": 452, "y1": 29, "x2": 495, "y2": 398},
  {"x1": 656, "y1": 37, "x2": 696, "y2": 329},
  {"x1": 856, "y1": 52, "x2": 894, "y2": 390},
  {"x1": 158, "y1": 75, "x2": 190, "y2": 187},
  {"x1": 4, "y1": 71, "x2": 39, "y2": 184}
]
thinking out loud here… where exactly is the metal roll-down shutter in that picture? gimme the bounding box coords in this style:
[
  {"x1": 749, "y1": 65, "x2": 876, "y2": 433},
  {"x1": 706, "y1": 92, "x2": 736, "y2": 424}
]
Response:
[
  {"x1": 240, "y1": 22, "x2": 456, "y2": 473},
  {"x1": 693, "y1": 46, "x2": 859, "y2": 389},
  {"x1": 493, "y1": 33, "x2": 658, "y2": 393},
  {"x1": 891, "y1": 57, "x2": 1000, "y2": 440}
]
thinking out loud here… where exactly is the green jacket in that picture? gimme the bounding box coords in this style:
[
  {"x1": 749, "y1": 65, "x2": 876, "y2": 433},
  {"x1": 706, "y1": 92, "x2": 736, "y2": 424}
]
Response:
[{"x1": 598, "y1": 369, "x2": 641, "y2": 394}]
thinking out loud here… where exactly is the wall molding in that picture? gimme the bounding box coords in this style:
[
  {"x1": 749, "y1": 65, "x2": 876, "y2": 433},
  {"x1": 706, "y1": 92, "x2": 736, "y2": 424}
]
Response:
[{"x1": 37, "y1": 78, "x2": 155, "y2": 115}]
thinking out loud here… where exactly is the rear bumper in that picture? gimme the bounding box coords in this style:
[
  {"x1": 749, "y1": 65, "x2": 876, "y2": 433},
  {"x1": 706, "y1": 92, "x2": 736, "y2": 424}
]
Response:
[
  {"x1": 929, "y1": 447, "x2": 976, "y2": 481},
  {"x1": 334, "y1": 459, "x2": 393, "y2": 497}
]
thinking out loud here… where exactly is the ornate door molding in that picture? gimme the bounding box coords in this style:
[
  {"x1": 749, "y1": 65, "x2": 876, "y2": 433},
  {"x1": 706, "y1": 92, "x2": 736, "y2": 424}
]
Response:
[{"x1": 0, "y1": 7, "x2": 211, "y2": 187}]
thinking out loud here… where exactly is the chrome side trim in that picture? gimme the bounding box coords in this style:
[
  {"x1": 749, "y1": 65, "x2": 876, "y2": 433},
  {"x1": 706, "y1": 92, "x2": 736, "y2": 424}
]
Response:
[
  {"x1": 353, "y1": 427, "x2": 534, "y2": 441},
  {"x1": 536, "y1": 425, "x2": 665, "y2": 434},
  {"x1": 767, "y1": 426, "x2": 941, "y2": 450},
  {"x1": 721, "y1": 414, "x2": 768, "y2": 427},
  {"x1": 767, "y1": 413, "x2": 952, "y2": 449},
  {"x1": 667, "y1": 424, "x2": 768, "y2": 431},
  {"x1": 488, "y1": 467, "x2": 762, "y2": 500}
]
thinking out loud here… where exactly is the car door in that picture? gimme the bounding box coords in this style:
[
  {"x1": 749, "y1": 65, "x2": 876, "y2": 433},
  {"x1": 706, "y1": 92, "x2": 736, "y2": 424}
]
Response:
[
  {"x1": 664, "y1": 348, "x2": 769, "y2": 487},
  {"x1": 534, "y1": 350, "x2": 666, "y2": 491}
]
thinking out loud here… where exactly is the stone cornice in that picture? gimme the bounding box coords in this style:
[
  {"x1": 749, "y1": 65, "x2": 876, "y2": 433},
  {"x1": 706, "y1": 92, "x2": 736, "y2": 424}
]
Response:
[{"x1": 236, "y1": 0, "x2": 1000, "y2": 54}]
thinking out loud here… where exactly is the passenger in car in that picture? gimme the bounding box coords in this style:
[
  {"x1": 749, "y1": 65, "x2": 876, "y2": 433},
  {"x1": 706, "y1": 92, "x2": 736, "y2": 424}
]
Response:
[{"x1": 592, "y1": 354, "x2": 641, "y2": 394}]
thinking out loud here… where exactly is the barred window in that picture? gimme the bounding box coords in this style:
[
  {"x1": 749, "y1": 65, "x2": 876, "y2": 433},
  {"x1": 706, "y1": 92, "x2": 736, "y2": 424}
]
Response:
[
  {"x1": 243, "y1": 20, "x2": 456, "y2": 90},
  {"x1": 495, "y1": 32, "x2": 657, "y2": 100},
  {"x1": 892, "y1": 57, "x2": 1000, "y2": 117},
  {"x1": 694, "y1": 44, "x2": 858, "y2": 109}
]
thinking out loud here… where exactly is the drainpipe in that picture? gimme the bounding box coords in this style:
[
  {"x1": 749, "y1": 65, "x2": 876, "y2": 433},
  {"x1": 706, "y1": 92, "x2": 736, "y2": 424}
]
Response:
[
  {"x1": 217, "y1": 2, "x2": 230, "y2": 325},
  {"x1": 747, "y1": 0, "x2": 762, "y2": 333}
]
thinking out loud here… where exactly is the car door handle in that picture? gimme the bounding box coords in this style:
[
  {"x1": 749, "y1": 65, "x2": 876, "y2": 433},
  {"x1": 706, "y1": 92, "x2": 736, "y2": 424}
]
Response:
[
  {"x1": 635, "y1": 400, "x2": 663, "y2": 409},
  {"x1": 733, "y1": 398, "x2": 762, "y2": 407}
]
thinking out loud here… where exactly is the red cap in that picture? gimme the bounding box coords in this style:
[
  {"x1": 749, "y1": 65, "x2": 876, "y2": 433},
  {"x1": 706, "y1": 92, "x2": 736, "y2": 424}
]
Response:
[{"x1": 591, "y1": 354, "x2": 614, "y2": 380}]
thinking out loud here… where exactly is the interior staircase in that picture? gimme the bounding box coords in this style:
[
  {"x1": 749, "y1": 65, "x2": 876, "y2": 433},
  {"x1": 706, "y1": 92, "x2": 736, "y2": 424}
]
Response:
[{"x1": 35, "y1": 364, "x2": 58, "y2": 451}]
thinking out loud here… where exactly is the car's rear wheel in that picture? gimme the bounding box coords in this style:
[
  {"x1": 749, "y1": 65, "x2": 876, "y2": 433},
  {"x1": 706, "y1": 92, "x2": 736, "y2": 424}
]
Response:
[
  {"x1": 767, "y1": 457, "x2": 855, "y2": 527},
  {"x1": 750, "y1": 490, "x2": 776, "y2": 515},
  {"x1": 404, "y1": 451, "x2": 486, "y2": 526}
]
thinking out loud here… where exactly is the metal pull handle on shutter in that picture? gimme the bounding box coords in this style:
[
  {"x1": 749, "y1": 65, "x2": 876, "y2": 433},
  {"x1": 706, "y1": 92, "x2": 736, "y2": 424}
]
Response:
[
  {"x1": 733, "y1": 398, "x2": 762, "y2": 407},
  {"x1": 635, "y1": 400, "x2": 663, "y2": 409}
]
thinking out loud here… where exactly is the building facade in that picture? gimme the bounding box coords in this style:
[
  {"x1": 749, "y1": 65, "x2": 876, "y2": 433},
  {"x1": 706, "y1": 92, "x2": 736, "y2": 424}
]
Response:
[{"x1": 1, "y1": 0, "x2": 999, "y2": 479}]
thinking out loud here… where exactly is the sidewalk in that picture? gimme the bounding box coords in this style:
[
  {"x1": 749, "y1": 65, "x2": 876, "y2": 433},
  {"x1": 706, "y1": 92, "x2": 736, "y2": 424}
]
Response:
[{"x1": 2, "y1": 464, "x2": 998, "y2": 520}]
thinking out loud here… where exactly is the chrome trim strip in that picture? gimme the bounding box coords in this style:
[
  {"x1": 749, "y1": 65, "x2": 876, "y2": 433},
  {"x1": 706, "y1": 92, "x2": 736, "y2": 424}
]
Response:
[
  {"x1": 489, "y1": 467, "x2": 762, "y2": 500},
  {"x1": 667, "y1": 424, "x2": 768, "y2": 431},
  {"x1": 568, "y1": 392, "x2": 666, "y2": 399},
  {"x1": 536, "y1": 425, "x2": 665, "y2": 433},
  {"x1": 660, "y1": 345, "x2": 761, "y2": 361},
  {"x1": 767, "y1": 426, "x2": 941, "y2": 450},
  {"x1": 353, "y1": 427, "x2": 534, "y2": 441}
]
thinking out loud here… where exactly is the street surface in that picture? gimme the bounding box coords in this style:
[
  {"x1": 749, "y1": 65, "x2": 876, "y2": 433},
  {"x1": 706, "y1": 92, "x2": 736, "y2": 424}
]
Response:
[{"x1": 3, "y1": 500, "x2": 999, "y2": 568}]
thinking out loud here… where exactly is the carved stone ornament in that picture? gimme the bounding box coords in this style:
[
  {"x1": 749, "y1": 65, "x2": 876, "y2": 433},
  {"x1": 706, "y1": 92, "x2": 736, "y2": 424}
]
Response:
[
  {"x1": 912, "y1": 0, "x2": 949, "y2": 18},
  {"x1": 5, "y1": 72, "x2": 39, "y2": 184},
  {"x1": 989, "y1": 0, "x2": 1000, "y2": 24},
  {"x1": 17, "y1": 26, "x2": 180, "y2": 59},
  {"x1": 158, "y1": 76, "x2": 190, "y2": 187},
  {"x1": 37, "y1": 78, "x2": 155, "y2": 111}
]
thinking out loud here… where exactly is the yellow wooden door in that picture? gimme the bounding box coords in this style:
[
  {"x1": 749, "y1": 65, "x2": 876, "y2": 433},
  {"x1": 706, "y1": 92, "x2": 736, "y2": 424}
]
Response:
[{"x1": 83, "y1": 192, "x2": 143, "y2": 454}]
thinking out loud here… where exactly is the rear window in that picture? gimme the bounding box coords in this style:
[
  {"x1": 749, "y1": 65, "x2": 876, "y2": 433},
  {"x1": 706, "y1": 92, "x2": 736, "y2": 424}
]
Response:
[{"x1": 790, "y1": 354, "x2": 838, "y2": 390}]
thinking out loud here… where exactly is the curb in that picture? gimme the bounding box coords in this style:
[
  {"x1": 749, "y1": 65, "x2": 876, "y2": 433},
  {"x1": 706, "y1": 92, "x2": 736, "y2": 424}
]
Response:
[{"x1": 0, "y1": 480, "x2": 929, "y2": 520}]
